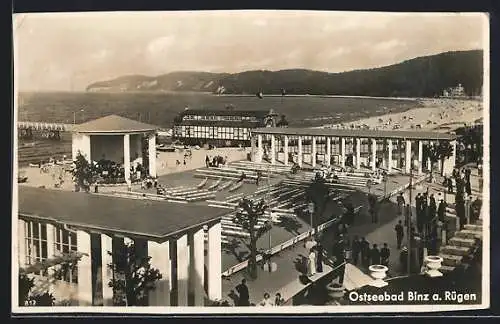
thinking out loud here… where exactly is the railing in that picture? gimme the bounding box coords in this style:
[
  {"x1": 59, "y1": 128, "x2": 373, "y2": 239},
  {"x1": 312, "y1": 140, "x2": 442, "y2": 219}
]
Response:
[
  {"x1": 221, "y1": 215, "x2": 340, "y2": 277},
  {"x1": 18, "y1": 121, "x2": 73, "y2": 131}
]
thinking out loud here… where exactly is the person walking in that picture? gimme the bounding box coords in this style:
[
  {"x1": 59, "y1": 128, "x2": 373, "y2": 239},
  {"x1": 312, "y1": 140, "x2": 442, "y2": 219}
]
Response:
[
  {"x1": 361, "y1": 237, "x2": 370, "y2": 268},
  {"x1": 381, "y1": 243, "x2": 390, "y2": 266},
  {"x1": 352, "y1": 235, "x2": 361, "y2": 265},
  {"x1": 235, "y1": 279, "x2": 250, "y2": 306},
  {"x1": 316, "y1": 242, "x2": 324, "y2": 273},
  {"x1": 396, "y1": 193, "x2": 406, "y2": 216},
  {"x1": 395, "y1": 220, "x2": 404, "y2": 249},
  {"x1": 307, "y1": 248, "x2": 317, "y2": 277},
  {"x1": 438, "y1": 199, "x2": 447, "y2": 223},
  {"x1": 370, "y1": 244, "x2": 381, "y2": 265}
]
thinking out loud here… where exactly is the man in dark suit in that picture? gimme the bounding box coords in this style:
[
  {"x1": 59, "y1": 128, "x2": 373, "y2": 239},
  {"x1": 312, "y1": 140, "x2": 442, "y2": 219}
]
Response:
[
  {"x1": 438, "y1": 199, "x2": 447, "y2": 223},
  {"x1": 351, "y1": 235, "x2": 361, "y2": 265},
  {"x1": 380, "y1": 243, "x2": 390, "y2": 266},
  {"x1": 360, "y1": 237, "x2": 370, "y2": 268},
  {"x1": 395, "y1": 220, "x2": 404, "y2": 249},
  {"x1": 235, "y1": 279, "x2": 250, "y2": 306},
  {"x1": 370, "y1": 244, "x2": 381, "y2": 265}
]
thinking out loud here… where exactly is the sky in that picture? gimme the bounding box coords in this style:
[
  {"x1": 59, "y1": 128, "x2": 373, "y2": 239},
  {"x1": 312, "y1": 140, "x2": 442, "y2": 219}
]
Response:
[{"x1": 13, "y1": 11, "x2": 488, "y2": 92}]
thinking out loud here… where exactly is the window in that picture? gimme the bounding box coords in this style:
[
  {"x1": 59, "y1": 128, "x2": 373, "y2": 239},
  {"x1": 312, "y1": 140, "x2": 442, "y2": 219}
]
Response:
[
  {"x1": 54, "y1": 227, "x2": 78, "y2": 284},
  {"x1": 24, "y1": 221, "x2": 48, "y2": 275}
]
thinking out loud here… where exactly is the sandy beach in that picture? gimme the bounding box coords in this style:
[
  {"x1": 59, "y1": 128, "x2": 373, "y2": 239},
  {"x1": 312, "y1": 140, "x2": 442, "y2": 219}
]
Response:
[
  {"x1": 17, "y1": 98, "x2": 483, "y2": 190},
  {"x1": 323, "y1": 98, "x2": 483, "y2": 131}
]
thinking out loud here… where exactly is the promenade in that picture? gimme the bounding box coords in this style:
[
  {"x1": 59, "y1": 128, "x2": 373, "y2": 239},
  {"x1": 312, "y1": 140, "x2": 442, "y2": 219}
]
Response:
[{"x1": 221, "y1": 164, "x2": 483, "y2": 306}]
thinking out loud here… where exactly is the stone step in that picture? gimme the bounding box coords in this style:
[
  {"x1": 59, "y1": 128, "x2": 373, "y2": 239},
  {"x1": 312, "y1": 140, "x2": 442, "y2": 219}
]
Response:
[
  {"x1": 455, "y1": 229, "x2": 482, "y2": 240},
  {"x1": 440, "y1": 245, "x2": 472, "y2": 256},
  {"x1": 449, "y1": 237, "x2": 476, "y2": 248},
  {"x1": 439, "y1": 253, "x2": 463, "y2": 267},
  {"x1": 465, "y1": 224, "x2": 482, "y2": 232},
  {"x1": 440, "y1": 265, "x2": 456, "y2": 273}
]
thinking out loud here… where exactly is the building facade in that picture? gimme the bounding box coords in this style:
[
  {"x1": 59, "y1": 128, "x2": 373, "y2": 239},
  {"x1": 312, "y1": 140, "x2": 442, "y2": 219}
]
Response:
[
  {"x1": 17, "y1": 187, "x2": 224, "y2": 307},
  {"x1": 172, "y1": 108, "x2": 285, "y2": 147},
  {"x1": 250, "y1": 127, "x2": 458, "y2": 176}
]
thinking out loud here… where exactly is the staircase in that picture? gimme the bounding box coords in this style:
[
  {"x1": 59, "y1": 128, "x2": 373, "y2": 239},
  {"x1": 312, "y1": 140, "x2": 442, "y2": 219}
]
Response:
[{"x1": 438, "y1": 219, "x2": 482, "y2": 273}]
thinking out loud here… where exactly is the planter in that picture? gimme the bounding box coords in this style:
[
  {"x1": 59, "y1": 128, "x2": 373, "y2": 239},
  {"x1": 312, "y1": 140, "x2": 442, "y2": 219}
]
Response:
[
  {"x1": 425, "y1": 255, "x2": 444, "y2": 277},
  {"x1": 326, "y1": 282, "x2": 345, "y2": 300},
  {"x1": 368, "y1": 264, "x2": 389, "y2": 288}
]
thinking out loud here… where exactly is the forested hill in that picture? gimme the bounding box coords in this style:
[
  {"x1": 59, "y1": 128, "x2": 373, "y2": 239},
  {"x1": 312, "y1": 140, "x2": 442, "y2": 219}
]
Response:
[{"x1": 86, "y1": 50, "x2": 483, "y2": 97}]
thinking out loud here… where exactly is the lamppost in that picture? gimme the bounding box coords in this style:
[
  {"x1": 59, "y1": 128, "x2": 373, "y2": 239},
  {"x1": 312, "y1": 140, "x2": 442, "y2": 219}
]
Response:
[
  {"x1": 382, "y1": 171, "x2": 388, "y2": 199},
  {"x1": 407, "y1": 153, "x2": 417, "y2": 275},
  {"x1": 308, "y1": 202, "x2": 315, "y2": 234},
  {"x1": 73, "y1": 109, "x2": 85, "y2": 124}
]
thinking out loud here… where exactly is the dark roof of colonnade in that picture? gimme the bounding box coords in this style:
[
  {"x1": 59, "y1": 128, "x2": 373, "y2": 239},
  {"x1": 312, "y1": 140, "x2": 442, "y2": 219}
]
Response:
[
  {"x1": 18, "y1": 187, "x2": 225, "y2": 241},
  {"x1": 72, "y1": 115, "x2": 158, "y2": 134},
  {"x1": 251, "y1": 127, "x2": 458, "y2": 141}
]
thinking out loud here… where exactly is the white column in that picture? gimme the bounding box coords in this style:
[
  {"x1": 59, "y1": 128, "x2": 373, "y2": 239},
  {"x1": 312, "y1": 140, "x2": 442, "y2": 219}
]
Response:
[
  {"x1": 101, "y1": 234, "x2": 114, "y2": 306},
  {"x1": 355, "y1": 138, "x2": 361, "y2": 169},
  {"x1": 371, "y1": 138, "x2": 377, "y2": 171},
  {"x1": 311, "y1": 137, "x2": 317, "y2": 168},
  {"x1": 148, "y1": 240, "x2": 171, "y2": 306},
  {"x1": 123, "y1": 134, "x2": 131, "y2": 184},
  {"x1": 297, "y1": 136, "x2": 303, "y2": 168},
  {"x1": 340, "y1": 137, "x2": 346, "y2": 168},
  {"x1": 176, "y1": 234, "x2": 189, "y2": 306},
  {"x1": 442, "y1": 140, "x2": 457, "y2": 176},
  {"x1": 418, "y1": 141, "x2": 423, "y2": 174},
  {"x1": 256, "y1": 134, "x2": 263, "y2": 163},
  {"x1": 270, "y1": 135, "x2": 276, "y2": 165},
  {"x1": 326, "y1": 137, "x2": 331, "y2": 166},
  {"x1": 80, "y1": 134, "x2": 91, "y2": 162},
  {"x1": 71, "y1": 133, "x2": 80, "y2": 161},
  {"x1": 46, "y1": 224, "x2": 55, "y2": 258},
  {"x1": 190, "y1": 228, "x2": 205, "y2": 306},
  {"x1": 405, "y1": 140, "x2": 412, "y2": 174},
  {"x1": 207, "y1": 222, "x2": 222, "y2": 301},
  {"x1": 18, "y1": 219, "x2": 26, "y2": 268},
  {"x1": 283, "y1": 136, "x2": 289, "y2": 166},
  {"x1": 77, "y1": 230, "x2": 93, "y2": 306},
  {"x1": 250, "y1": 136, "x2": 256, "y2": 162},
  {"x1": 148, "y1": 133, "x2": 157, "y2": 178},
  {"x1": 387, "y1": 139, "x2": 393, "y2": 173}
]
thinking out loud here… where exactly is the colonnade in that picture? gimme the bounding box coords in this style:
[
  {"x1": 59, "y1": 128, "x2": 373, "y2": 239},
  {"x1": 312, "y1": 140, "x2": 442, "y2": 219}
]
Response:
[
  {"x1": 18, "y1": 218, "x2": 222, "y2": 306},
  {"x1": 251, "y1": 133, "x2": 457, "y2": 175}
]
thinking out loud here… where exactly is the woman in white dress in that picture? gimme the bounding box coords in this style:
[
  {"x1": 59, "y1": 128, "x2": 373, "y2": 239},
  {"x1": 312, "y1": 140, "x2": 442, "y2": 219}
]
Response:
[{"x1": 307, "y1": 248, "x2": 317, "y2": 277}]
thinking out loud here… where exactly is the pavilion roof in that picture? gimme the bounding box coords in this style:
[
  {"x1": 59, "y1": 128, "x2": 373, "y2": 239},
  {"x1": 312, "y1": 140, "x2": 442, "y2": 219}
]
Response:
[
  {"x1": 18, "y1": 187, "x2": 225, "y2": 241},
  {"x1": 72, "y1": 115, "x2": 158, "y2": 134},
  {"x1": 251, "y1": 127, "x2": 458, "y2": 141}
]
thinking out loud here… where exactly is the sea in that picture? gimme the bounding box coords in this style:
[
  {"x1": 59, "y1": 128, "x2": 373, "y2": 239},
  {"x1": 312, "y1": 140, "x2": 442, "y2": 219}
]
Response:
[{"x1": 16, "y1": 91, "x2": 421, "y2": 166}]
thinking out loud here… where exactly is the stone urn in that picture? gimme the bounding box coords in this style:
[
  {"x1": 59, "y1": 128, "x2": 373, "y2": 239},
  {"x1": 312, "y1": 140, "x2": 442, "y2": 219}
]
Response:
[
  {"x1": 425, "y1": 255, "x2": 444, "y2": 277},
  {"x1": 326, "y1": 282, "x2": 345, "y2": 302},
  {"x1": 369, "y1": 264, "x2": 389, "y2": 288}
]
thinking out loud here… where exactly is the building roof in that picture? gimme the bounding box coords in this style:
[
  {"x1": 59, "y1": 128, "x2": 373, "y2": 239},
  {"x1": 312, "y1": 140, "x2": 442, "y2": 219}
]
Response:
[
  {"x1": 18, "y1": 187, "x2": 225, "y2": 241},
  {"x1": 251, "y1": 127, "x2": 458, "y2": 141},
  {"x1": 72, "y1": 115, "x2": 158, "y2": 134},
  {"x1": 174, "y1": 120, "x2": 264, "y2": 128},
  {"x1": 178, "y1": 109, "x2": 272, "y2": 118}
]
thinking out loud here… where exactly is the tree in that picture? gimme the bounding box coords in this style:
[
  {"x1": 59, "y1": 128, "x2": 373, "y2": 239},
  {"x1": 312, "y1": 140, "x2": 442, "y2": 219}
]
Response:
[
  {"x1": 232, "y1": 198, "x2": 271, "y2": 279},
  {"x1": 108, "y1": 241, "x2": 162, "y2": 306},
  {"x1": 425, "y1": 141, "x2": 454, "y2": 179},
  {"x1": 305, "y1": 172, "x2": 331, "y2": 227},
  {"x1": 276, "y1": 114, "x2": 289, "y2": 127},
  {"x1": 19, "y1": 273, "x2": 34, "y2": 306},
  {"x1": 71, "y1": 151, "x2": 98, "y2": 192},
  {"x1": 18, "y1": 273, "x2": 56, "y2": 306}
]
